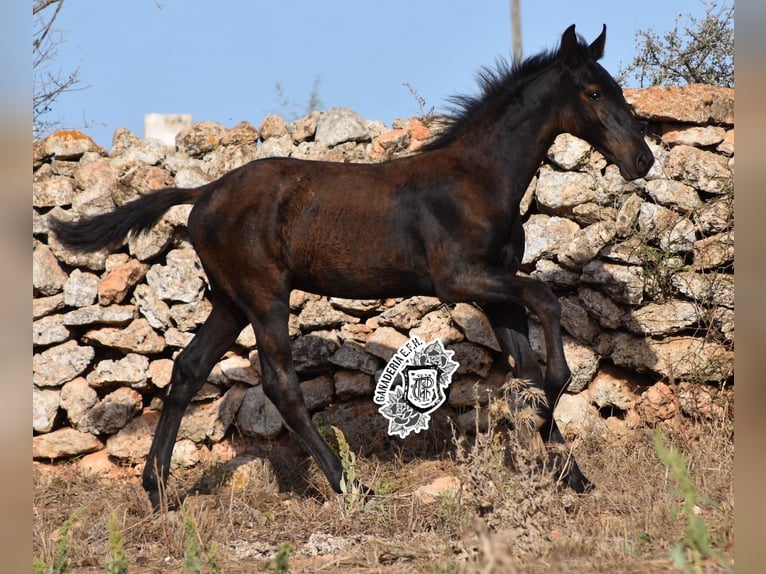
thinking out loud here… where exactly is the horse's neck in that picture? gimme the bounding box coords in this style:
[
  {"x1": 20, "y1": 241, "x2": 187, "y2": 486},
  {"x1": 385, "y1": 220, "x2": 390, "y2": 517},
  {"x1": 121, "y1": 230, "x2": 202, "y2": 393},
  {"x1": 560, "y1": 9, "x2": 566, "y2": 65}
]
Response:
[{"x1": 460, "y1": 71, "x2": 564, "y2": 196}]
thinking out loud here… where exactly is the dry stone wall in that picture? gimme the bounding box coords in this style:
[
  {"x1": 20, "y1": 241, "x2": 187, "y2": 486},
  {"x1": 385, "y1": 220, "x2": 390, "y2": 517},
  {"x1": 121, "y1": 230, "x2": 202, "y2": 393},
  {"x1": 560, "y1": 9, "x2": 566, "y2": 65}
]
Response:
[{"x1": 32, "y1": 85, "x2": 734, "y2": 471}]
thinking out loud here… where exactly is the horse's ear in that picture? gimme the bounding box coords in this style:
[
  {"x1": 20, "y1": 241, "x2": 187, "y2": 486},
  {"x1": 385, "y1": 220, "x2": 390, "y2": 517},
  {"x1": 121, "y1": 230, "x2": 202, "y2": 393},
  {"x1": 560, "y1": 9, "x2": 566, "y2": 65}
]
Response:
[
  {"x1": 560, "y1": 24, "x2": 579, "y2": 68},
  {"x1": 589, "y1": 24, "x2": 606, "y2": 60}
]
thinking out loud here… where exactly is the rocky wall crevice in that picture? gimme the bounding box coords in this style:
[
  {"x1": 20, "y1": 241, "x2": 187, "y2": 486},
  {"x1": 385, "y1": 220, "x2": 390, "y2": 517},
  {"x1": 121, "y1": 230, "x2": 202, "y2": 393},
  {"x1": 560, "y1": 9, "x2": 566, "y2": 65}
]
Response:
[{"x1": 32, "y1": 85, "x2": 734, "y2": 471}]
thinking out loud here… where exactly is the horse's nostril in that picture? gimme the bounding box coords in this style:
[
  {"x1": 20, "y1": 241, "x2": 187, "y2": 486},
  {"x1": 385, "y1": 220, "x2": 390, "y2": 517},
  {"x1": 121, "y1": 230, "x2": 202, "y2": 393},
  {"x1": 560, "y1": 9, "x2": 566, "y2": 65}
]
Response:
[{"x1": 636, "y1": 153, "x2": 648, "y2": 174}]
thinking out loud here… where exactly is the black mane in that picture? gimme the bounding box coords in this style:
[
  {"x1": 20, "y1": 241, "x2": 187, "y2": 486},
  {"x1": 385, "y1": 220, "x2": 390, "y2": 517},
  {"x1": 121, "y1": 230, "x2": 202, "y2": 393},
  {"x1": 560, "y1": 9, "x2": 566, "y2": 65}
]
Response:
[{"x1": 423, "y1": 35, "x2": 593, "y2": 151}]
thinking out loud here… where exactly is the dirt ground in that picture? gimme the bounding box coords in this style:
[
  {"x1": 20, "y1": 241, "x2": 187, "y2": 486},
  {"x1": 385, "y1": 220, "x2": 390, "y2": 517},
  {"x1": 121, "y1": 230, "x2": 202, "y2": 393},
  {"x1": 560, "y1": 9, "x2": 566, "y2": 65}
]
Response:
[{"x1": 33, "y1": 397, "x2": 734, "y2": 573}]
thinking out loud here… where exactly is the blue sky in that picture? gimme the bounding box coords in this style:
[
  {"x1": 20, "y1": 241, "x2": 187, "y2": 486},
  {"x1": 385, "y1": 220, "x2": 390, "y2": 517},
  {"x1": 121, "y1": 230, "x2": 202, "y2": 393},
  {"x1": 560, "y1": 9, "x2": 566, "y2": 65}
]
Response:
[{"x1": 42, "y1": 1, "x2": 711, "y2": 148}]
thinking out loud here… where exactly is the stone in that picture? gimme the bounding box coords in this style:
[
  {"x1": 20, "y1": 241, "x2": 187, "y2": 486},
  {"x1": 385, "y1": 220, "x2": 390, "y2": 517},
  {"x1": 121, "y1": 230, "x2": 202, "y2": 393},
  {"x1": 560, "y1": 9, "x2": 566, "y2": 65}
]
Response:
[
  {"x1": 134, "y1": 284, "x2": 172, "y2": 330},
  {"x1": 98, "y1": 259, "x2": 149, "y2": 305},
  {"x1": 645, "y1": 179, "x2": 702, "y2": 214},
  {"x1": 44, "y1": 129, "x2": 106, "y2": 160},
  {"x1": 33, "y1": 387, "x2": 60, "y2": 433},
  {"x1": 218, "y1": 355, "x2": 260, "y2": 386},
  {"x1": 377, "y1": 296, "x2": 441, "y2": 330},
  {"x1": 33, "y1": 428, "x2": 103, "y2": 460},
  {"x1": 614, "y1": 193, "x2": 644, "y2": 237},
  {"x1": 637, "y1": 382, "x2": 678, "y2": 423},
  {"x1": 83, "y1": 318, "x2": 166, "y2": 354},
  {"x1": 693, "y1": 231, "x2": 734, "y2": 270},
  {"x1": 237, "y1": 385, "x2": 284, "y2": 439},
  {"x1": 170, "y1": 299, "x2": 212, "y2": 331},
  {"x1": 145, "y1": 248, "x2": 206, "y2": 303},
  {"x1": 48, "y1": 237, "x2": 109, "y2": 276},
  {"x1": 562, "y1": 336, "x2": 600, "y2": 393},
  {"x1": 580, "y1": 261, "x2": 644, "y2": 305},
  {"x1": 86, "y1": 353, "x2": 150, "y2": 389},
  {"x1": 447, "y1": 371, "x2": 505, "y2": 408},
  {"x1": 292, "y1": 331, "x2": 340, "y2": 375},
  {"x1": 553, "y1": 391, "x2": 606, "y2": 440},
  {"x1": 106, "y1": 410, "x2": 159, "y2": 462},
  {"x1": 447, "y1": 342, "x2": 494, "y2": 377},
  {"x1": 695, "y1": 197, "x2": 733, "y2": 234},
  {"x1": 622, "y1": 300, "x2": 700, "y2": 335},
  {"x1": 33, "y1": 294, "x2": 66, "y2": 320},
  {"x1": 33, "y1": 315, "x2": 70, "y2": 347},
  {"x1": 661, "y1": 125, "x2": 726, "y2": 147},
  {"x1": 608, "y1": 333, "x2": 733, "y2": 381},
  {"x1": 300, "y1": 375, "x2": 334, "y2": 411},
  {"x1": 117, "y1": 164, "x2": 174, "y2": 197},
  {"x1": 546, "y1": 134, "x2": 592, "y2": 170},
  {"x1": 176, "y1": 121, "x2": 226, "y2": 156},
  {"x1": 666, "y1": 145, "x2": 732, "y2": 194},
  {"x1": 223, "y1": 121, "x2": 259, "y2": 146},
  {"x1": 72, "y1": 158, "x2": 122, "y2": 217},
  {"x1": 329, "y1": 342, "x2": 380, "y2": 374},
  {"x1": 577, "y1": 287, "x2": 624, "y2": 329},
  {"x1": 409, "y1": 307, "x2": 463, "y2": 345},
  {"x1": 259, "y1": 115, "x2": 289, "y2": 140},
  {"x1": 179, "y1": 385, "x2": 247, "y2": 442},
  {"x1": 329, "y1": 298, "x2": 383, "y2": 317},
  {"x1": 671, "y1": 271, "x2": 733, "y2": 308},
  {"x1": 638, "y1": 203, "x2": 696, "y2": 253},
  {"x1": 77, "y1": 450, "x2": 121, "y2": 477},
  {"x1": 61, "y1": 304, "x2": 135, "y2": 327},
  {"x1": 148, "y1": 358, "x2": 174, "y2": 389},
  {"x1": 257, "y1": 136, "x2": 293, "y2": 159},
  {"x1": 127, "y1": 217, "x2": 174, "y2": 261},
  {"x1": 559, "y1": 220, "x2": 616, "y2": 269},
  {"x1": 290, "y1": 112, "x2": 319, "y2": 143},
  {"x1": 33, "y1": 340, "x2": 95, "y2": 387},
  {"x1": 315, "y1": 107, "x2": 371, "y2": 146},
  {"x1": 365, "y1": 326, "x2": 409, "y2": 361},
  {"x1": 531, "y1": 260, "x2": 580, "y2": 289},
  {"x1": 450, "y1": 303, "x2": 501, "y2": 351},
  {"x1": 334, "y1": 370, "x2": 375, "y2": 400},
  {"x1": 33, "y1": 176, "x2": 75, "y2": 208},
  {"x1": 535, "y1": 168, "x2": 597, "y2": 214},
  {"x1": 522, "y1": 214, "x2": 580, "y2": 265},
  {"x1": 33, "y1": 241, "x2": 69, "y2": 296},
  {"x1": 588, "y1": 366, "x2": 641, "y2": 412},
  {"x1": 298, "y1": 299, "x2": 358, "y2": 331},
  {"x1": 624, "y1": 85, "x2": 734, "y2": 125},
  {"x1": 559, "y1": 296, "x2": 601, "y2": 344},
  {"x1": 60, "y1": 377, "x2": 99, "y2": 430},
  {"x1": 63, "y1": 269, "x2": 99, "y2": 307},
  {"x1": 84, "y1": 387, "x2": 143, "y2": 435},
  {"x1": 414, "y1": 475, "x2": 461, "y2": 504}
]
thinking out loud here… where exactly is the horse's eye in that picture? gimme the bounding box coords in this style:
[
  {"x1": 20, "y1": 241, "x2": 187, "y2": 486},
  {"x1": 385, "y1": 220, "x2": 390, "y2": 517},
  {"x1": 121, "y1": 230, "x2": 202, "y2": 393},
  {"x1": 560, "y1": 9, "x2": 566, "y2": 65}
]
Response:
[{"x1": 588, "y1": 91, "x2": 602, "y2": 101}]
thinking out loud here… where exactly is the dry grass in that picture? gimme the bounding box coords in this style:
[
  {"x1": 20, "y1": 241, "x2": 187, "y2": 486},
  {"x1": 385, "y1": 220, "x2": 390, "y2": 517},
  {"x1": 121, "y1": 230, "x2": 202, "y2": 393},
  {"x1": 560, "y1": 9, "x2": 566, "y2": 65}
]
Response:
[{"x1": 33, "y1": 390, "x2": 733, "y2": 573}]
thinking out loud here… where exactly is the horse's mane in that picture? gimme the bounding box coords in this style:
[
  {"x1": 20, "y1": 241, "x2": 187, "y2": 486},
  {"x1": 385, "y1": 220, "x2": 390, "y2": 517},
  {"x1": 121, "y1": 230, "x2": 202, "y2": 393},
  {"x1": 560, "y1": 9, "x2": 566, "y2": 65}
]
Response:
[{"x1": 422, "y1": 34, "x2": 593, "y2": 151}]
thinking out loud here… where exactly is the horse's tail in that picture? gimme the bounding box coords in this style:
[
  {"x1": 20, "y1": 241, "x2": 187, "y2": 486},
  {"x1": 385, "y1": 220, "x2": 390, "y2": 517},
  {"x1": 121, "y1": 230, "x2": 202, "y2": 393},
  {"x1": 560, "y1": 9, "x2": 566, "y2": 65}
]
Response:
[{"x1": 49, "y1": 186, "x2": 205, "y2": 253}]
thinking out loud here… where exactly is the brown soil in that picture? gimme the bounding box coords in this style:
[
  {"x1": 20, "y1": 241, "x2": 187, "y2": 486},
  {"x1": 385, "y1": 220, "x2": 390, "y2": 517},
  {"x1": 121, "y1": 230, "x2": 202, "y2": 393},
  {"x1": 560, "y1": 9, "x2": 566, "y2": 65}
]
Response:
[{"x1": 33, "y1": 402, "x2": 734, "y2": 573}]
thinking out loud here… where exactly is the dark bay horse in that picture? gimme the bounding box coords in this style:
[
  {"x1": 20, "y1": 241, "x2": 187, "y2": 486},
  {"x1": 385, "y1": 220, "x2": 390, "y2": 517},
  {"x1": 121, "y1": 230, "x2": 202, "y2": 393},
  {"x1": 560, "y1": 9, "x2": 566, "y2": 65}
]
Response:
[{"x1": 51, "y1": 24, "x2": 652, "y2": 511}]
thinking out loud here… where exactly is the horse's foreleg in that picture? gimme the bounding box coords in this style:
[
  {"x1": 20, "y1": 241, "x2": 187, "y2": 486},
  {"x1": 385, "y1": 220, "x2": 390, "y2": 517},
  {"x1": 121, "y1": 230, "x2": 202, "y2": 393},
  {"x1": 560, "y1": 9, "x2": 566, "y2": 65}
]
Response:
[
  {"x1": 485, "y1": 301, "x2": 592, "y2": 493},
  {"x1": 143, "y1": 299, "x2": 246, "y2": 511},
  {"x1": 250, "y1": 301, "x2": 373, "y2": 497}
]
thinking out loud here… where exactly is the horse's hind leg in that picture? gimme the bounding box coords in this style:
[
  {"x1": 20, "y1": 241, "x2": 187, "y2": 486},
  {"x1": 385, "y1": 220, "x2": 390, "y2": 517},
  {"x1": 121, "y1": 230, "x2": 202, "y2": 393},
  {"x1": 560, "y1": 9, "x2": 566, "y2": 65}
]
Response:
[
  {"x1": 246, "y1": 296, "x2": 371, "y2": 496},
  {"x1": 143, "y1": 295, "x2": 247, "y2": 511},
  {"x1": 485, "y1": 302, "x2": 592, "y2": 493}
]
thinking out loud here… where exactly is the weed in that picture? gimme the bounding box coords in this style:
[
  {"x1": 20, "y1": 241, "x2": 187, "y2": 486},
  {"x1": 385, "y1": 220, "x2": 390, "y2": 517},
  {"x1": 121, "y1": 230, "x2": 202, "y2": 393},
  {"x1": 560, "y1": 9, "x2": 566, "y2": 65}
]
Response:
[
  {"x1": 269, "y1": 541, "x2": 293, "y2": 574},
  {"x1": 183, "y1": 511, "x2": 203, "y2": 573},
  {"x1": 332, "y1": 425, "x2": 365, "y2": 511},
  {"x1": 104, "y1": 513, "x2": 128, "y2": 574},
  {"x1": 653, "y1": 429, "x2": 727, "y2": 573},
  {"x1": 402, "y1": 82, "x2": 437, "y2": 125},
  {"x1": 33, "y1": 507, "x2": 84, "y2": 574}
]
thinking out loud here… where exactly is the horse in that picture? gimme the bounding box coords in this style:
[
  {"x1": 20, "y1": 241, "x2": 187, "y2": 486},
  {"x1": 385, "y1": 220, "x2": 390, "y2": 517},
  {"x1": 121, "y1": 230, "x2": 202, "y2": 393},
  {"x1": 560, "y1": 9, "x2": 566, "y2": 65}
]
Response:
[{"x1": 50, "y1": 24, "x2": 653, "y2": 511}]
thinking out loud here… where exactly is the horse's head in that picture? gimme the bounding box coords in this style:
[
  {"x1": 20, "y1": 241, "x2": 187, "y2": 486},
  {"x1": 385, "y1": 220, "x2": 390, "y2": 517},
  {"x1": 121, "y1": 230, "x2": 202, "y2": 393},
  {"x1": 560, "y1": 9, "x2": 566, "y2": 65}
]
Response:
[{"x1": 556, "y1": 24, "x2": 653, "y2": 180}]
